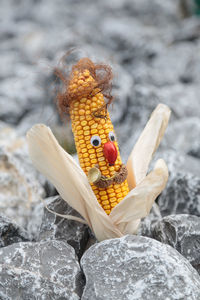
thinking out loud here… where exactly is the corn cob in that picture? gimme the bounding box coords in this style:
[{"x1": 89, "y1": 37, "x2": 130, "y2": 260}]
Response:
[{"x1": 59, "y1": 58, "x2": 130, "y2": 215}]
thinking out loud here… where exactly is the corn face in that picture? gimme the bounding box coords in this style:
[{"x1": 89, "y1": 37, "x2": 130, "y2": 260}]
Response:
[{"x1": 67, "y1": 61, "x2": 130, "y2": 215}]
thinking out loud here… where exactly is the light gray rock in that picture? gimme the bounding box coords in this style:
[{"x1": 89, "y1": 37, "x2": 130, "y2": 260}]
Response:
[
  {"x1": 81, "y1": 235, "x2": 200, "y2": 300},
  {"x1": 38, "y1": 196, "x2": 89, "y2": 259},
  {"x1": 0, "y1": 214, "x2": 29, "y2": 247},
  {"x1": 0, "y1": 127, "x2": 45, "y2": 228},
  {"x1": 153, "y1": 214, "x2": 200, "y2": 274},
  {"x1": 163, "y1": 117, "x2": 200, "y2": 156},
  {"x1": 0, "y1": 240, "x2": 83, "y2": 299}
]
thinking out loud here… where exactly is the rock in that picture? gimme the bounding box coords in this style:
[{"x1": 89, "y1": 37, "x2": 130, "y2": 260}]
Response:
[
  {"x1": 81, "y1": 235, "x2": 200, "y2": 300},
  {"x1": 158, "y1": 171, "x2": 200, "y2": 217},
  {"x1": 0, "y1": 214, "x2": 29, "y2": 247},
  {"x1": 163, "y1": 117, "x2": 200, "y2": 156},
  {"x1": 153, "y1": 214, "x2": 200, "y2": 274},
  {"x1": 153, "y1": 149, "x2": 200, "y2": 178},
  {"x1": 38, "y1": 196, "x2": 89, "y2": 259},
  {"x1": 137, "y1": 203, "x2": 162, "y2": 237},
  {"x1": 0, "y1": 127, "x2": 45, "y2": 228},
  {"x1": 0, "y1": 240, "x2": 83, "y2": 299}
]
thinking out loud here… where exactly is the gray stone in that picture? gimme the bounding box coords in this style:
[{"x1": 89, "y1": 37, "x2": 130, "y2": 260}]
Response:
[
  {"x1": 0, "y1": 240, "x2": 83, "y2": 299},
  {"x1": 81, "y1": 235, "x2": 200, "y2": 300},
  {"x1": 38, "y1": 196, "x2": 89, "y2": 259},
  {"x1": 137, "y1": 203, "x2": 162, "y2": 238},
  {"x1": 0, "y1": 214, "x2": 29, "y2": 247},
  {"x1": 163, "y1": 117, "x2": 200, "y2": 156},
  {"x1": 158, "y1": 171, "x2": 200, "y2": 217},
  {"x1": 0, "y1": 127, "x2": 45, "y2": 228},
  {"x1": 153, "y1": 214, "x2": 200, "y2": 274}
]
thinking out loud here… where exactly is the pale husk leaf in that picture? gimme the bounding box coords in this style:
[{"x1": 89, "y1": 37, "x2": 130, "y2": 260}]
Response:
[
  {"x1": 27, "y1": 124, "x2": 122, "y2": 241},
  {"x1": 127, "y1": 103, "x2": 171, "y2": 188},
  {"x1": 110, "y1": 159, "x2": 168, "y2": 229}
]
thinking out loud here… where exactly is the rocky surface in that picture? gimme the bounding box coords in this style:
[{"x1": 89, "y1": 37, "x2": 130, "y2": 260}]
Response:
[
  {"x1": 137, "y1": 203, "x2": 162, "y2": 238},
  {"x1": 0, "y1": 214, "x2": 29, "y2": 247},
  {"x1": 158, "y1": 171, "x2": 200, "y2": 217},
  {"x1": 153, "y1": 214, "x2": 200, "y2": 275},
  {"x1": 81, "y1": 235, "x2": 200, "y2": 300},
  {"x1": 1, "y1": 0, "x2": 200, "y2": 298},
  {"x1": 38, "y1": 196, "x2": 89, "y2": 259},
  {"x1": 0, "y1": 240, "x2": 83, "y2": 299},
  {"x1": 0, "y1": 127, "x2": 46, "y2": 228}
]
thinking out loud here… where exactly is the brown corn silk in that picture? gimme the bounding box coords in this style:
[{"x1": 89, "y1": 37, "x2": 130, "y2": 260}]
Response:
[{"x1": 56, "y1": 58, "x2": 130, "y2": 214}]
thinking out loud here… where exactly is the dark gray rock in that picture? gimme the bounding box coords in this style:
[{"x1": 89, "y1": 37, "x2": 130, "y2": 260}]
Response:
[
  {"x1": 137, "y1": 203, "x2": 162, "y2": 238},
  {"x1": 0, "y1": 214, "x2": 29, "y2": 247},
  {"x1": 81, "y1": 235, "x2": 200, "y2": 300},
  {"x1": 0, "y1": 240, "x2": 83, "y2": 299},
  {"x1": 153, "y1": 214, "x2": 200, "y2": 274},
  {"x1": 158, "y1": 172, "x2": 200, "y2": 217},
  {"x1": 38, "y1": 196, "x2": 89, "y2": 259}
]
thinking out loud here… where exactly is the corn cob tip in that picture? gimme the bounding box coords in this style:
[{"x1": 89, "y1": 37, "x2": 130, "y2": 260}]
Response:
[{"x1": 55, "y1": 57, "x2": 113, "y2": 117}]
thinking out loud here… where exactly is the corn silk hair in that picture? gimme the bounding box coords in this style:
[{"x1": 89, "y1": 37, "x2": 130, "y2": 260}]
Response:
[{"x1": 55, "y1": 58, "x2": 114, "y2": 117}]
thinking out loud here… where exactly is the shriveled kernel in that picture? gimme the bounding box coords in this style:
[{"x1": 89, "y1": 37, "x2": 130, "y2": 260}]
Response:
[
  {"x1": 99, "y1": 161, "x2": 106, "y2": 166},
  {"x1": 88, "y1": 149, "x2": 95, "y2": 154},
  {"x1": 91, "y1": 159, "x2": 98, "y2": 164},
  {"x1": 122, "y1": 186, "x2": 128, "y2": 191},
  {"x1": 109, "y1": 193, "x2": 115, "y2": 198},
  {"x1": 110, "y1": 197, "x2": 117, "y2": 203},
  {"x1": 91, "y1": 123, "x2": 98, "y2": 128},
  {"x1": 84, "y1": 131, "x2": 90, "y2": 136},
  {"x1": 81, "y1": 148, "x2": 87, "y2": 153},
  {"x1": 102, "y1": 200, "x2": 109, "y2": 205},
  {"x1": 99, "y1": 129, "x2": 104, "y2": 135},
  {"x1": 103, "y1": 205, "x2": 111, "y2": 210},
  {"x1": 102, "y1": 170, "x2": 109, "y2": 175},
  {"x1": 77, "y1": 130, "x2": 84, "y2": 136},
  {"x1": 91, "y1": 129, "x2": 98, "y2": 134},
  {"x1": 117, "y1": 197, "x2": 124, "y2": 203},
  {"x1": 118, "y1": 193, "x2": 123, "y2": 198},
  {"x1": 98, "y1": 157, "x2": 106, "y2": 162},
  {"x1": 86, "y1": 115, "x2": 92, "y2": 121},
  {"x1": 100, "y1": 134, "x2": 106, "y2": 139},
  {"x1": 87, "y1": 144, "x2": 93, "y2": 149},
  {"x1": 81, "y1": 121, "x2": 87, "y2": 126},
  {"x1": 76, "y1": 125, "x2": 82, "y2": 131},
  {"x1": 111, "y1": 202, "x2": 117, "y2": 208},
  {"x1": 97, "y1": 152, "x2": 104, "y2": 157},
  {"x1": 100, "y1": 166, "x2": 107, "y2": 171},
  {"x1": 107, "y1": 188, "x2": 114, "y2": 193},
  {"x1": 85, "y1": 162, "x2": 91, "y2": 167},
  {"x1": 105, "y1": 209, "x2": 111, "y2": 215}
]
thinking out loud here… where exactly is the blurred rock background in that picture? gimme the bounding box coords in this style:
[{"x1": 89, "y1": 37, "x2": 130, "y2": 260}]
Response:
[{"x1": 0, "y1": 0, "x2": 200, "y2": 298}]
